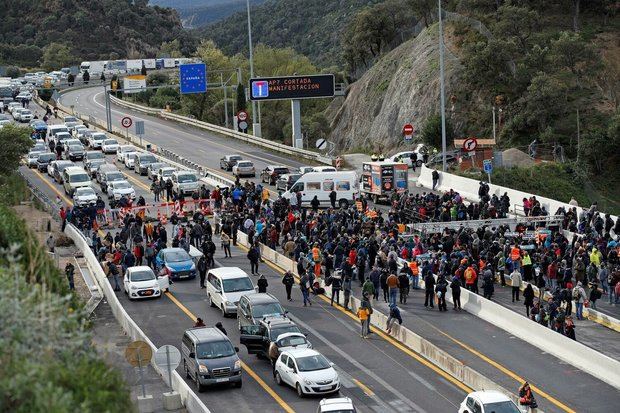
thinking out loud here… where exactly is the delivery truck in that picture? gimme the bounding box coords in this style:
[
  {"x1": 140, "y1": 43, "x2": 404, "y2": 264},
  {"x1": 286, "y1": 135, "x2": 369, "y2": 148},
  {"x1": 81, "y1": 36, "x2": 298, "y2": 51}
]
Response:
[{"x1": 360, "y1": 161, "x2": 408, "y2": 203}]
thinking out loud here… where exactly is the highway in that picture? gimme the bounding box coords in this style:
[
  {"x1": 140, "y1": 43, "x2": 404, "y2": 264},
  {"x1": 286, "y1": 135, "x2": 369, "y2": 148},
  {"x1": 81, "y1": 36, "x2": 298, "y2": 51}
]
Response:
[
  {"x1": 20, "y1": 155, "x2": 467, "y2": 412},
  {"x1": 51, "y1": 87, "x2": 620, "y2": 413}
]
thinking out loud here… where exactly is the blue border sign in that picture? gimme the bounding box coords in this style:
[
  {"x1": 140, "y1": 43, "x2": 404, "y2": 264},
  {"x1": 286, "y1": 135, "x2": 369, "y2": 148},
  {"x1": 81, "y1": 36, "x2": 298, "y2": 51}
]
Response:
[{"x1": 179, "y1": 63, "x2": 207, "y2": 94}]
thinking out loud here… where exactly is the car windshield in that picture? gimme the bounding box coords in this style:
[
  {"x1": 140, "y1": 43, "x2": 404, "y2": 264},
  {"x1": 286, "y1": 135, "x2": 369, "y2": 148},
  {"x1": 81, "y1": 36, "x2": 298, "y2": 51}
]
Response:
[
  {"x1": 113, "y1": 181, "x2": 131, "y2": 190},
  {"x1": 39, "y1": 154, "x2": 55, "y2": 161},
  {"x1": 64, "y1": 117, "x2": 77, "y2": 122},
  {"x1": 164, "y1": 250, "x2": 189, "y2": 262},
  {"x1": 150, "y1": 163, "x2": 165, "y2": 170},
  {"x1": 104, "y1": 139, "x2": 117, "y2": 145},
  {"x1": 274, "y1": 168, "x2": 289, "y2": 174},
  {"x1": 288, "y1": 174, "x2": 301, "y2": 182},
  {"x1": 76, "y1": 188, "x2": 95, "y2": 196},
  {"x1": 90, "y1": 159, "x2": 106, "y2": 168},
  {"x1": 87, "y1": 152, "x2": 105, "y2": 160},
  {"x1": 196, "y1": 341, "x2": 235, "y2": 359},
  {"x1": 277, "y1": 335, "x2": 307, "y2": 348},
  {"x1": 69, "y1": 145, "x2": 83, "y2": 151},
  {"x1": 230, "y1": 155, "x2": 242, "y2": 161},
  {"x1": 71, "y1": 174, "x2": 90, "y2": 183},
  {"x1": 161, "y1": 169, "x2": 174, "y2": 177},
  {"x1": 222, "y1": 277, "x2": 253, "y2": 293},
  {"x1": 33, "y1": 144, "x2": 45, "y2": 151},
  {"x1": 178, "y1": 174, "x2": 197, "y2": 183},
  {"x1": 21, "y1": 110, "x2": 31, "y2": 115},
  {"x1": 57, "y1": 162, "x2": 73, "y2": 171},
  {"x1": 130, "y1": 270, "x2": 155, "y2": 282},
  {"x1": 271, "y1": 325, "x2": 301, "y2": 341},
  {"x1": 253, "y1": 303, "x2": 284, "y2": 318},
  {"x1": 127, "y1": 153, "x2": 136, "y2": 160},
  {"x1": 139, "y1": 155, "x2": 156, "y2": 163},
  {"x1": 121, "y1": 146, "x2": 135, "y2": 152},
  {"x1": 107, "y1": 172, "x2": 124, "y2": 181},
  {"x1": 296, "y1": 354, "x2": 331, "y2": 372},
  {"x1": 93, "y1": 134, "x2": 106, "y2": 141},
  {"x1": 238, "y1": 162, "x2": 252, "y2": 167},
  {"x1": 483, "y1": 401, "x2": 521, "y2": 413}
]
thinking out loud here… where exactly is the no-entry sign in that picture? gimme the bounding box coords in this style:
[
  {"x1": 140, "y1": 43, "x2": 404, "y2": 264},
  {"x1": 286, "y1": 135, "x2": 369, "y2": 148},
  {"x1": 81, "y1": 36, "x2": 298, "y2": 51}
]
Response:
[
  {"x1": 402, "y1": 123, "x2": 414, "y2": 135},
  {"x1": 121, "y1": 116, "x2": 133, "y2": 128}
]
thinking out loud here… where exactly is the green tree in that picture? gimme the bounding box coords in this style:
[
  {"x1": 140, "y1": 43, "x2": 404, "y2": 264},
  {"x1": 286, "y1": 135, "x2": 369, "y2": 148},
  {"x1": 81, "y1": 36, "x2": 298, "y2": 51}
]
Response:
[
  {"x1": 420, "y1": 114, "x2": 454, "y2": 149},
  {"x1": 159, "y1": 39, "x2": 183, "y2": 58},
  {"x1": 520, "y1": 72, "x2": 569, "y2": 136},
  {"x1": 493, "y1": 4, "x2": 539, "y2": 49},
  {"x1": 0, "y1": 125, "x2": 33, "y2": 177},
  {"x1": 147, "y1": 73, "x2": 170, "y2": 86},
  {"x1": 5, "y1": 66, "x2": 21, "y2": 78},
  {"x1": 236, "y1": 83, "x2": 246, "y2": 112},
  {"x1": 41, "y1": 42, "x2": 73, "y2": 72}
]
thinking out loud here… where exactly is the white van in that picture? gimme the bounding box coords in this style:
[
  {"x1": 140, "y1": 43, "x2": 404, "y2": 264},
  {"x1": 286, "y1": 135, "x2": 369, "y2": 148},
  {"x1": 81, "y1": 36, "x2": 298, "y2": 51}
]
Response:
[
  {"x1": 206, "y1": 267, "x2": 256, "y2": 317},
  {"x1": 48, "y1": 124, "x2": 69, "y2": 140},
  {"x1": 281, "y1": 171, "x2": 358, "y2": 209},
  {"x1": 62, "y1": 166, "x2": 91, "y2": 196},
  {"x1": 172, "y1": 170, "x2": 199, "y2": 197}
]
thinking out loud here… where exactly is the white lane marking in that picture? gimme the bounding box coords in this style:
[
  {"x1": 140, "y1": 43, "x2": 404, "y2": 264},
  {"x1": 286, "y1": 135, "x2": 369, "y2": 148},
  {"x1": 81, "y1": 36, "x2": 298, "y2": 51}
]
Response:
[
  {"x1": 288, "y1": 314, "x2": 428, "y2": 413},
  {"x1": 408, "y1": 371, "x2": 437, "y2": 392}
]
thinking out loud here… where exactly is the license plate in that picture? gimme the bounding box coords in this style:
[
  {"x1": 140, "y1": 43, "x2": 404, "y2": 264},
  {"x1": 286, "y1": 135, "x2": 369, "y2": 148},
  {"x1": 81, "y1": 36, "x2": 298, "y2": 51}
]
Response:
[
  {"x1": 216, "y1": 378, "x2": 229, "y2": 383},
  {"x1": 179, "y1": 274, "x2": 188, "y2": 278},
  {"x1": 319, "y1": 386, "x2": 331, "y2": 391},
  {"x1": 144, "y1": 290, "x2": 152, "y2": 296}
]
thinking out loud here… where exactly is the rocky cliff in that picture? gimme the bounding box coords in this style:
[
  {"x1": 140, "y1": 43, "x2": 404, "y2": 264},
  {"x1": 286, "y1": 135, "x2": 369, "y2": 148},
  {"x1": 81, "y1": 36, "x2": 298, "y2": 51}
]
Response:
[{"x1": 329, "y1": 24, "x2": 463, "y2": 153}]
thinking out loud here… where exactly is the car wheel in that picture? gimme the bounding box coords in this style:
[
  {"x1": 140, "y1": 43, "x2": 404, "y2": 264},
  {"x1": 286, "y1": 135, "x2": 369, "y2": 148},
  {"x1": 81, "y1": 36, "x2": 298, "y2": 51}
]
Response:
[
  {"x1": 184, "y1": 360, "x2": 190, "y2": 379},
  {"x1": 416, "y1": 160, "x2": 423, "y2": 167},
  {"x1": 221, "y1": 305, "x2": 227, "y2": 318},
  {"x1": 208, "y1": 294, "x2": 215, "y2": 307},
  {"x1": 296, "y1": 383, "x2": 304, "y2": 398},
  {"x1": 275, "y1": 372, "x2": 283, "y2": 386},
  {"x1": 195, "y1": 374, "x2": 204, "y2": 393},
  {"x1": 234, "y1": 380, "x2": 242, "y2": 388}
]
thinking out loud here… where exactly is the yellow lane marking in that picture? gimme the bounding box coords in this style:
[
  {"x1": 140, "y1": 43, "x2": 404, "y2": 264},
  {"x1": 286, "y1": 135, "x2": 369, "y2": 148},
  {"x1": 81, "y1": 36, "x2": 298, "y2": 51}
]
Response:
[
  {"x1": 235, "y1": 244, "x2": 471, "y2": 394},
  {"x1": 32, "y1": 168, "x2": 73, "y2": 205},
  {"x1": 352, "y1": 379, "x2": 375, "y2": 397},
  {"x1": 164, "y1": 292, "x2": 295, "y2": 413}
]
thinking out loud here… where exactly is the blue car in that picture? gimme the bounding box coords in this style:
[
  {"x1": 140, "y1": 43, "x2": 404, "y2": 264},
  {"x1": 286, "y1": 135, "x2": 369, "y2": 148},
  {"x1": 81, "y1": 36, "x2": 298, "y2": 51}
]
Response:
[{"x1": 155, "y1": 248, "x2": 197, "y2": 280}]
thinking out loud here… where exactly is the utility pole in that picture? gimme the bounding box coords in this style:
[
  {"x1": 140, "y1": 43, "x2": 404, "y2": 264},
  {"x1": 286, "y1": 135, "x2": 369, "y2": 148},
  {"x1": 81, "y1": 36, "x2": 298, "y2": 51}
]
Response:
[
  {"x1": 492, "y1": 106, "x2": 496, "y2": 141},
  {"x1": 220, "y1": 73, "x2": 229, "y2": 128},
  {"x1": 438, "y1": 0, "x2": 447, "y2": 172},
  {"x1": 246, "y1": 0, "x2": 261, "y2": 137}
]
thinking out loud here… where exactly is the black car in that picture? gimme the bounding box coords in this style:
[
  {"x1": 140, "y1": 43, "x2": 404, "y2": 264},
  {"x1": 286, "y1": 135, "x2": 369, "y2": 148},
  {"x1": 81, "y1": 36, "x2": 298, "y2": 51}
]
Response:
[
  {"x1": 239, "y1": 317, "x2": 303, "y2": 358},
  {"x1": 65, "y1": 145, "x2": 85, "y2": 161},
  {"x1": 36, "y1": 152, "x2": 56, "y2": 172}
]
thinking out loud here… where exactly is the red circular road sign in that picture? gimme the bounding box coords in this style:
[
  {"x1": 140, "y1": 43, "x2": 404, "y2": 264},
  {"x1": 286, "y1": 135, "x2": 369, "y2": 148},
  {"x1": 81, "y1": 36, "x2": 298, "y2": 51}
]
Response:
[
  {"x1": 121, "y1": 116, "x2": 133, "y2": 128},
  {"x1": 237, "y1": 110, "x2": 248, "y2": 122},
  {"x1": 402, "y1": 123, "x2": 414, "y2": 135},
  {"x1": 462, "y1": 137, "x2": 478, "y2": 152}
]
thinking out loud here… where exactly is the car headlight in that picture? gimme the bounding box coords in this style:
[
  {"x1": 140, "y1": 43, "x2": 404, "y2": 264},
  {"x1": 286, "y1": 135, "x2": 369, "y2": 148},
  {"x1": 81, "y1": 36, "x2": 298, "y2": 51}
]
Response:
[
  {"x1": 225, "y1": 300, "x2": 234, "y2": 306},
  {"x1": 303, "y1": 378, "x2": 314, "y2": 385},
  {"x1": 234, "y1": 360, "x2": 241, "y2": 370},
  {"x1": 198, "y1": 365, "x2": 209, "y2": 374},
  {"x1": 130, "y1": 285, "x2": 138, "y2": 290}
]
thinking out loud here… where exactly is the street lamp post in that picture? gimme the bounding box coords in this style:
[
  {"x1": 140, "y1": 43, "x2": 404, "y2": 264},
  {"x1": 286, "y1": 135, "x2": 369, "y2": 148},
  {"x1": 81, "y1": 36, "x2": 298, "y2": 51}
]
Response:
[
  {"x1": 246, "y1": 0, "x2": 261, "y2": 137},
  {"x1": 438, "y1": 0, "x2": 447, "y2": 172}
]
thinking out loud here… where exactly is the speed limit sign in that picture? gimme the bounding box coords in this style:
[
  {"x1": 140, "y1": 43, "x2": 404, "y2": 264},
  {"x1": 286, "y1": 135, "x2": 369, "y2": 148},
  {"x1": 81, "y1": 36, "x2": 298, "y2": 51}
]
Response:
[
  {"x1": 121, "y1": 116, "x2": 133, "y2": 128},
  {"x1": 237, "y1": 110, "x2": 248, "y2": 122}
]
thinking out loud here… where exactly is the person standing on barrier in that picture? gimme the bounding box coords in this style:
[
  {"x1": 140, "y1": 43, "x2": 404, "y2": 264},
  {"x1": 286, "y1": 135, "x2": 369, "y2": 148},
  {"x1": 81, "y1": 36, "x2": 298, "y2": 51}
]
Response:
[{"x1": 65, "y1": 262, "x2": 75, "y2": 290}]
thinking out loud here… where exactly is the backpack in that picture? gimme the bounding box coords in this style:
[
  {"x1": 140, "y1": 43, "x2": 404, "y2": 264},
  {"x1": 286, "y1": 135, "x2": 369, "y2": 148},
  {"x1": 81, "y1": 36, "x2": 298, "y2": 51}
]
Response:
[{"x1": 572, "y1": 288, "x2": 580, "y2": 300}]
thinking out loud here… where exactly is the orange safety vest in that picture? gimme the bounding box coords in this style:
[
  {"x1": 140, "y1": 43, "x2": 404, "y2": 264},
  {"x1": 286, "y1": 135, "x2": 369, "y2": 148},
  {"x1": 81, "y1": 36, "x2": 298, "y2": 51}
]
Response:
[
  {"x1": 464, "y1": 267, "x2": 476, "y2": 284},
  {"x1": 409, "y1": 261, "x2": 419, "y2": 276},
  {"x1": 312, "y1": 247, "x2": 321, "y2": 262},
  {"x1": 511, "y1": 247, "x2": 521, "y2": 262}
]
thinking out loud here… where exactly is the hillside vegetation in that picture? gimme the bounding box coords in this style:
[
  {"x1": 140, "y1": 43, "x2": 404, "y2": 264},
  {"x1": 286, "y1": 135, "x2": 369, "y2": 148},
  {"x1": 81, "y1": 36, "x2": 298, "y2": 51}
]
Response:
[
  {"x1": 202, "y1": 0, "x2": 382, "y2": 68},
  {"x1": 0, "y1": 0, "x2": 195, "y2": 68},
  {"x1": 151, "y1": 0, "x2": 266, "y2": 28}
]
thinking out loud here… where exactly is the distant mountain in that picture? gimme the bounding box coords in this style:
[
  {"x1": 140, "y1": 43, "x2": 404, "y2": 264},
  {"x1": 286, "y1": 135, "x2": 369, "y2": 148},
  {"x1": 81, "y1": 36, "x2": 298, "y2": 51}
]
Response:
[
  {"x1": 150, "y1": 0, "x2": 266, "y2": 27},
  {"x1": 0, "y1": 0, "x2": 193, "y2": 67},
  {"x1": 201, "y1": 0, "x2": 381, "y2": 67}
]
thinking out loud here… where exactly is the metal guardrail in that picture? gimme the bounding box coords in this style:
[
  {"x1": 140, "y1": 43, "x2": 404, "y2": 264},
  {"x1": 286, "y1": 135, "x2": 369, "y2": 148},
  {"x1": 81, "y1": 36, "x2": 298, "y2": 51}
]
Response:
[{"x1": 18, "y1": 170, "x2": 61, "y2": 220}]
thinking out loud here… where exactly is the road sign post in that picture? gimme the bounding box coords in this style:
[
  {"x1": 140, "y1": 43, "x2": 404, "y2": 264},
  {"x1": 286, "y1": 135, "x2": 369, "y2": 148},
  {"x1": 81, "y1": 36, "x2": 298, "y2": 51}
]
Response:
[
  {"x1": 135, "y1": 120, "x2": 145, "y2": 147},
  {"x1": 125, "y1": 340, "x2": 152, "y2": 399},
  {"x1": 154, "y1": 345, "x2": 182, "y2": 389},
  {"x1": 237, "y1": 110, "x2": 248, "y2": 133},
  {"x1": 483, "y1": 159, "x2": 493, "y2": 184}
]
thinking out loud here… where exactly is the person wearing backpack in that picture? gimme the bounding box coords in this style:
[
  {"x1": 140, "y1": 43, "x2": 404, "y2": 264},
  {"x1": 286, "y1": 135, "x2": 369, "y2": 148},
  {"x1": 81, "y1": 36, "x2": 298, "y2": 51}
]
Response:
[{"x1": 572, "y1": 281, "x2": 587, "y2": 320}]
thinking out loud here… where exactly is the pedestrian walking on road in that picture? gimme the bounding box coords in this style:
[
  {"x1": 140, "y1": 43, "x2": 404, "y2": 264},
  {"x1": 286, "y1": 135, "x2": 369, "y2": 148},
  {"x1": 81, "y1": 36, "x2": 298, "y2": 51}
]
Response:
[
  {"x1": 424, "y1": 271, "x2": 435, "y2": 308},
  {"x1": 221, "y1": 231, "x2": 232, "y2": 257},
  {"x1": 572, "y1": 281, "x2": 587, "y2": 320},
  {"x1": 257, "y1": 273, "x2": 268, "y2": 293},
  {"x1": 357, "y1": 304, "x2": 370, "y2": 338},
  {"x1": 198, "y1": 255, "x2": 207, "y2": 289},
  {"x1": 518, "y1": 381, "x2": 538, "y2": 413},
  {"x1": 300, "y1": 273, "x2": 312, "y2": 306},
  {"x1": 247, "y1": 243, "x2": 260, "y2": 275},
  {"x1": 450, "y1": 275, "x2": 462, "y2": 310},
  {"x1": 436, "y1": 274, "x2": 448, "y2": 311},
  {"x1": 329, "y1": 270, "x2": 342, "y2": 306},
  {"x1": 215, "y1": 322, "x2": 227, "y2": 336},
  {"x1": 523, "y1": 284, "x2": 535, "y2": 317},
  {"x1": 65, "y1": 262, "x2": 75, "y2": 290},
  {"x1": 343, "y1": 275, "x2": 352, "y2": 310},
  {"x1": 282, "y1": 270, "x2": 295, "y2": 301},
  {"x1": 511, "y1": 268, "x2": 522, "y2": 302},
  {"x1": 386, "y1": 272, "x2": 399, "y2": 306},
  {"x1": 398, "y1": 271, "x2": 410, "y2": 304}
]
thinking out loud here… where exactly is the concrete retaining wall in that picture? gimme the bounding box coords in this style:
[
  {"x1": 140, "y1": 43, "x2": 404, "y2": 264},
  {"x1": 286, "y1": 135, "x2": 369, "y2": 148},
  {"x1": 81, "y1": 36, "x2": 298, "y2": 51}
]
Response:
[{"x1": 65, "y1": 224, "x2": 211, "y2": 413}]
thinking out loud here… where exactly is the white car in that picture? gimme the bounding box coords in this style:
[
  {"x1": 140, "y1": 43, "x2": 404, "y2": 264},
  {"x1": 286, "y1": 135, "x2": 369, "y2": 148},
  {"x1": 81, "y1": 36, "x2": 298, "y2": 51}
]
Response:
[
  {"x1": 18, "y1": 109, "x2": 33, "y2": 122},
  {"x1": 102, "y1": 138, "x2": 120, "y2": 154},
  {"x1": 73, "y1": 186, "x2": 98, "y2": 207},
  {"x1": 318, "y1": 397, "x2": 356, "y2": 413},
  {"x1": 117, "y1": 145, "x2": 136, "y2": 162},
  {"x1": 12, "y1": 107, "x2": 25, "y2": 120},
  {"x1": 387, "y1": 143, "x2": 428, "y2": 168},
  {"x1": 124, "y1": 152, "x2": 137, "y2": 169},
  {"x1": 16, "y1": 92, "x2": 32, "y2": 101},
  {"x1": 157, "y1": 166, "x2": 176, "y2": 183},
  {"x1": 55, "y1": 132, "x2": 72, "y2": 145},
  {"x1": 73, "y1": 124, "x2": 88, "y2": 137},
  {"x1": 7, "y1": 102, "x2": 21, "y2": 113},
  {"x1": 89, "y1": 132, "x2": 107, "y2": 149},
  {"x1": 26, "y1": 151, "x2": 42, "y2": 168},
  {"x1": 274, "y1": 349, "x2": 340, "y2": 397},
  {"x1": 108, "y1": 180, "x2": 136, "y2": 201},
  {"x1": 458, "y1": 391, "x2": 521, "y2": 413},
  {"x1": 123, "y1": 266, "x2": 169, "y2": 300},
  {"x1": 64, "y1": 121, "x2": 80, "y2": 134},
  {"x1": 232, "y1": 160, "x2": 256, "y2": 177}
]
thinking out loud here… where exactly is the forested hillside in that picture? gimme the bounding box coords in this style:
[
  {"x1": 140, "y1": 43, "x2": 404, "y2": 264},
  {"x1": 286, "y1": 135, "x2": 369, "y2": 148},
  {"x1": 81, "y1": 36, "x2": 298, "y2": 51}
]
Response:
[
  {"x1": 151, "y1": 0, "x2": 266, "y2": 27},
  {"x1": 0, "y1": 0, "x2": 195, "y2": 68},
  {"x1": 202, "y1": 0, "x2": 382, "y2": 68}
]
